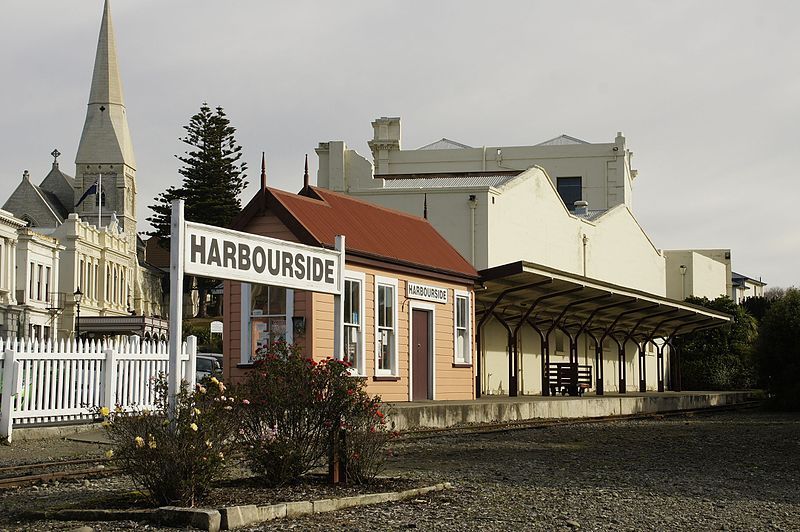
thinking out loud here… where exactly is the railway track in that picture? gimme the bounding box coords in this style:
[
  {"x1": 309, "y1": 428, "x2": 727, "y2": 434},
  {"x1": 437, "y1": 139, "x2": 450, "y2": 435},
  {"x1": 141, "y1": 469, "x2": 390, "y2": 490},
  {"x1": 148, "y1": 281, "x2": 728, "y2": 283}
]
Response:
[
  {"x1": 397, "y1": 400, "x2": 764, "y2": 440},
  {"x1": 0, "y1": 456, "x2": 116, "y2": 489}
]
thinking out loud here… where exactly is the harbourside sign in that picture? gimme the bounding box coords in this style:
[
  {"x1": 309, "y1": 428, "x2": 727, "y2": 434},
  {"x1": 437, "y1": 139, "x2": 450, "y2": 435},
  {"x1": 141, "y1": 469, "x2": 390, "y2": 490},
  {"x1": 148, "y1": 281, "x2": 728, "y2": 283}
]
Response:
[
  {"x1": 168, "y1": 199, "x2": 346, "y2": 414},
  {"x1": 184, "y1": 221, "x2": 342, "y2": 295},
  {"x1": 407, "y1": 281, "x2": 448, "y2": 304}
]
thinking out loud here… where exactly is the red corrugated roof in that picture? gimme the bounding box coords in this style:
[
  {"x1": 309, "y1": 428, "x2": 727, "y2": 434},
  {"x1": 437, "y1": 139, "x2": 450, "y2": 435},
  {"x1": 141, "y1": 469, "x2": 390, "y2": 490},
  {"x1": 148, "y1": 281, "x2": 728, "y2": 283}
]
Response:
[{"x1": 235, "y1": 186, "x2": 477, "y2": 279}]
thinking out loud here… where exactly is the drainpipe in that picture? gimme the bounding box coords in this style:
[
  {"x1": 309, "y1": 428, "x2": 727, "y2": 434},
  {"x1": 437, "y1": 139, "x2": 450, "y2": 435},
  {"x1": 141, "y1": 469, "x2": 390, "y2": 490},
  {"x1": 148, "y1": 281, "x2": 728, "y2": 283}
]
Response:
[
  {"x1": 582, "y1": 234, "x2": 589, "y2": 276},
  {"x1": 468, "y1": 195, "x2": 478, "y2": 265},
  {"x1": 482, "y1": 146, "x2": 486, "y2": 172}
]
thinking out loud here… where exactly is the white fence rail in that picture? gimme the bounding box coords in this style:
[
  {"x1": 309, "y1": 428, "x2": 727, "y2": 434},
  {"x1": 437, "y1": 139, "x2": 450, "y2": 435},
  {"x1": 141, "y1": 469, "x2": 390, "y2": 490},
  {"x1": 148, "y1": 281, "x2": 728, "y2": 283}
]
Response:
[{"x1": 0, "y1": 335, "x2": 197, "y2": 443}]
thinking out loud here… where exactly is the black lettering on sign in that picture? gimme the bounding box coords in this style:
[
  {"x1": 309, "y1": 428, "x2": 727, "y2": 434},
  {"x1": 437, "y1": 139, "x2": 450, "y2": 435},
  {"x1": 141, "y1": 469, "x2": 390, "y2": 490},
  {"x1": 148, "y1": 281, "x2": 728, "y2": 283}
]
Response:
[
  {"x1": 267, "y1": 249, "x2": 280, "y2": 275},
  {"x1": 190, "y1": 234, "x2": 206, "y2": 264},
  {"x1": 238, "y1": 243, "x2": 251, "y2": 270},
  {"x1": 312, "y1": 258, "x2": 323, "y2": 281},
  {"x1": 223, "y1": 241, "x2": 236, "y2": 269},
  {"x1": 207, "y1": 239, "x2": 221, "y2": 267},
  {"x1": 295, "y1": 253, "x2": 306, "y2": 279},
  {"x1": 252, "y1": 247, "x2": 266, "y2": 273},
  {"x1": 324, "y1": 260, "x2": 334, "y2": 284},
  {"x1": 282, "y1": 252, "x2": 294, "y2": 278}
]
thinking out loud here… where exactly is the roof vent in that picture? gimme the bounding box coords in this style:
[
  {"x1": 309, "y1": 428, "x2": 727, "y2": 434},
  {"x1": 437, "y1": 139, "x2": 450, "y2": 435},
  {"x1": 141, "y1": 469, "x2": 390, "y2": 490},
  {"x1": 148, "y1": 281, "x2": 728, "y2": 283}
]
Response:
[{"x1": 574, "y1": 200, "x2": 589, "y2": 216}]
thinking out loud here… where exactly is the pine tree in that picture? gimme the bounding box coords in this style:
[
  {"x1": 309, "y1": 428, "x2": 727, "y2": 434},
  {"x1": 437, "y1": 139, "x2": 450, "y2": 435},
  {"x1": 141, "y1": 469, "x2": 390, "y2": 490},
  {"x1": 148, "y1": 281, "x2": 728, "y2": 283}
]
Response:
[{"x1": 146, "y1": 103, "x2": 248, "y2": 317}]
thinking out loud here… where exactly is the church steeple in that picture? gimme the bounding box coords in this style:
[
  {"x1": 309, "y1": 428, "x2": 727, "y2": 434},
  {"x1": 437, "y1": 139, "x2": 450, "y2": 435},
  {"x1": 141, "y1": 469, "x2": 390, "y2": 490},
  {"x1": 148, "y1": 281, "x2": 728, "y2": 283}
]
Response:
[
  {"x1": 74, "y1": 0, "x2": 137, "y2": 248},
  {"x1": 76, "y1": 0, "x2": 135, "y2": 168}
]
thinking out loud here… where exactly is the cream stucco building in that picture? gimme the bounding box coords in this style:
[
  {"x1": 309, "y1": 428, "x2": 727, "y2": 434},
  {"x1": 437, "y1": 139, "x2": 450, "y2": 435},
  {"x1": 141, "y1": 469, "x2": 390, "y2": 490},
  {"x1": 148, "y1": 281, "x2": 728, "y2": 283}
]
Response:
[
  {"x1": 313, "y1": 117, "x2": 734, "y2": 397},
  {"x1": 1, "y1": 0, "x2": 164, "y2": 339}
]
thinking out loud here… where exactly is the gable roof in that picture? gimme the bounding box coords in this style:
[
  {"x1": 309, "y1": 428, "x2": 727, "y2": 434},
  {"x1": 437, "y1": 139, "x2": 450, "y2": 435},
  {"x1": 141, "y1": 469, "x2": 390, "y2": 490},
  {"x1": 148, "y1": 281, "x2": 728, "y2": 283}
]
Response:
[
  {"x1": 417, "y1": 138, "x2": 472, "y2": 150},
  {"x1": 2, "y1": 175, "x2": 65, "y2": 226},
  {"x1": 233, "y1": 186, "x2": 478, "y2": 280},
  {"x1": 535, "y1": 134, "x2": 590, "y2": 146},
  {"x1": 39, "y1": 163, "x2": 76, "y2": 214}
]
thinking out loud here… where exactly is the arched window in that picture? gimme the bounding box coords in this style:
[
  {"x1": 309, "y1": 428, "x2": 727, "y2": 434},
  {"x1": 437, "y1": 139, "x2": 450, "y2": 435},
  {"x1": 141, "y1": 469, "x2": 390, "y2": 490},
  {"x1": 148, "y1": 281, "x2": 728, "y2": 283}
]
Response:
[{"x1": 20, "y1": 215, "x2": 37, "y2": 227}]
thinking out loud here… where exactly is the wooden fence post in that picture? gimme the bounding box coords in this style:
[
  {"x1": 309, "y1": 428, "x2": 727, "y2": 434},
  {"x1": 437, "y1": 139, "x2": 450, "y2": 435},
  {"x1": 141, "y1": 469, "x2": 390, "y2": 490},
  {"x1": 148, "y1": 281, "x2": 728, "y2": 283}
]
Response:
[
  {"x1": 103, "y1": 348, "x2": 117, "y2": 410},
  {"x1": 1, "y1": 349, "x2": 18, "y2": 444},
  {"x1": 186, "y1": 335, "x2": 197, "y2": 389}
]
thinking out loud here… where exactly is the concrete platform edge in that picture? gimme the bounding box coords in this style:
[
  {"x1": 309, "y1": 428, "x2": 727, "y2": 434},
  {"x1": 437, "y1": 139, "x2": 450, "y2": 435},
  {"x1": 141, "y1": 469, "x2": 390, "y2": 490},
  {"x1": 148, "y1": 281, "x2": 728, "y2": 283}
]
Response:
[{"x1": 387, "y1": 391, "x2": 763, "y2": 431}]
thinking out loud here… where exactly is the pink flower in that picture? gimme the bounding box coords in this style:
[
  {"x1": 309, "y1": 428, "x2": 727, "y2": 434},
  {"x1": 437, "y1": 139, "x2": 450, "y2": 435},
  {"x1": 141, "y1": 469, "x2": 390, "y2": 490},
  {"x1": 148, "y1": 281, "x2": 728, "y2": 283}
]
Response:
[{"x1": 242, "y1": 399, "x2": 250, "y2": 405}]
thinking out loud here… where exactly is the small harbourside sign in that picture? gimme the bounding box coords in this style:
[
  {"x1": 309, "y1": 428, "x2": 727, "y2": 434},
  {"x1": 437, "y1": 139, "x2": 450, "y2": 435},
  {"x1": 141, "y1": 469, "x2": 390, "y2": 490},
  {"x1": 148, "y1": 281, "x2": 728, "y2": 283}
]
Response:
[{"x1": 407, "y1": 281, "x2": 448, "y2": 304}]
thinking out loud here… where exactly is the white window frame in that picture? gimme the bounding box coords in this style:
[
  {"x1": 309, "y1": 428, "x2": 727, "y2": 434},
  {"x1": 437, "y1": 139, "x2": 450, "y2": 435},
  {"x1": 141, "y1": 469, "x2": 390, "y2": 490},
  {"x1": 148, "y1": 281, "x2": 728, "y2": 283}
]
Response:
[
  {"x1": 344, "y1": 270, "x2": 366, "y2": 376},
  {"x1": 240, "y1": 283, "x2": 293, "y2": 365},
  {"x1": 453, "y1": 290, "x2": 472, "y2": 365},
  {"x1": 374, "y1": 276, "x2": 398, "y2": 377}
]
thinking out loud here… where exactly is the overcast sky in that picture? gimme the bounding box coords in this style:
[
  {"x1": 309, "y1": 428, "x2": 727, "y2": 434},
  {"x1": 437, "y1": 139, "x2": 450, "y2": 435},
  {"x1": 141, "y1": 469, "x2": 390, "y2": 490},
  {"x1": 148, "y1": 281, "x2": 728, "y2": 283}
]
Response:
[{"x1": 1, "y1": 1, "x2": 798, "y2": 288}]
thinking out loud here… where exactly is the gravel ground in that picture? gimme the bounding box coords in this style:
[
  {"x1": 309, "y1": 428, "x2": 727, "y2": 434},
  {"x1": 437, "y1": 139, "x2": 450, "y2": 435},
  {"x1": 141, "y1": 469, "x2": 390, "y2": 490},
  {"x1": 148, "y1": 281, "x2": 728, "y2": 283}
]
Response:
[{"x1": 1, "y1": 408, "x2": 799, "y2": 531}]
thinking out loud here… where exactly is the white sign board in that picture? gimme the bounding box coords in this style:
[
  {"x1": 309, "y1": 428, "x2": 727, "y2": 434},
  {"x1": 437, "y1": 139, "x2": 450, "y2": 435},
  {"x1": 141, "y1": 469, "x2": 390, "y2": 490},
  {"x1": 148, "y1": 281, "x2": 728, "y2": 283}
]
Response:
[
  {"x1": 210, "y1": 320, "x2": 223, "y2": 334},
  {"x1": 168, "y1": 200, "x2": 346, "y2": 416},
  {"x1": 407, "y1": 282, "x2": 448, "y2": 304},
  {"x1": 184, "y1": 221, "x2": 342, "y2": 295}
]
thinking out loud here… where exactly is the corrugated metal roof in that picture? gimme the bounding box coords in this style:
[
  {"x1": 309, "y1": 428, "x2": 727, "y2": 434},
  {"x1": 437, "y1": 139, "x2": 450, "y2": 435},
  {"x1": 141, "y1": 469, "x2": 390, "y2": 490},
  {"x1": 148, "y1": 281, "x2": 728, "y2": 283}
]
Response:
[
  {"x1": 574, "y1": 209, "x2": 608, "y2": 222},
  {"x1": 237, "y1": 187, "x2": 478, "y2": 279},
  {"x1": 382, "y1": 174, "x2": 519, "y2": 189},
  {"x1": 535, "y1": 134, "x2": 590, "y2": 146}
]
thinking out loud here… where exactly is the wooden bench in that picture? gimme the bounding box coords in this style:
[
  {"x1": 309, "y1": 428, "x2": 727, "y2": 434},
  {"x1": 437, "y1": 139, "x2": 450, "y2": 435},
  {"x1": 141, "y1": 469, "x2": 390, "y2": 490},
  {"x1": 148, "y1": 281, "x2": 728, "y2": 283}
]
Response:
[{"x1": 545, "y1": 362, "x2": 592, "y2": 397}]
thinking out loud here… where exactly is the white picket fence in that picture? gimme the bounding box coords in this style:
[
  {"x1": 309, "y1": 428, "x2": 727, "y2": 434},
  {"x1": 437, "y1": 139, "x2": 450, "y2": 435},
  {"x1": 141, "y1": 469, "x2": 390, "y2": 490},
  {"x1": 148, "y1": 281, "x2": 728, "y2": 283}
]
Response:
[{"x1": 0, "y1": 335, "x2": 197, "y2": 443}]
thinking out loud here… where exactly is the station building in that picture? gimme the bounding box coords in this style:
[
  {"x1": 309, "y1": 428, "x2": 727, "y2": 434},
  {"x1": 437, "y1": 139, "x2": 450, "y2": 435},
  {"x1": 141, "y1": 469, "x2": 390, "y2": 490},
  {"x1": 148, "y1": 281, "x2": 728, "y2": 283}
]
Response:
[
  {"x1": 312, "y1": 117, "x2": 732, "y2": 397},
  {"x1": 222, "y1": 166, "x2": 478, "y2": 401}
]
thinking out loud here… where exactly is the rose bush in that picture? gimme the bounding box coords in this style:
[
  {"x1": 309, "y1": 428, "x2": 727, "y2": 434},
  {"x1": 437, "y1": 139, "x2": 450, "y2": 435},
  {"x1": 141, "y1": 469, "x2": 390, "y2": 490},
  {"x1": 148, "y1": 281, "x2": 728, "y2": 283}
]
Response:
[
  {"x1": 95, "y1": 373, "x2": 239, "y2": 506},
  {"x1": 236, "y1": 339, "x2": 393, "y2": 486}
]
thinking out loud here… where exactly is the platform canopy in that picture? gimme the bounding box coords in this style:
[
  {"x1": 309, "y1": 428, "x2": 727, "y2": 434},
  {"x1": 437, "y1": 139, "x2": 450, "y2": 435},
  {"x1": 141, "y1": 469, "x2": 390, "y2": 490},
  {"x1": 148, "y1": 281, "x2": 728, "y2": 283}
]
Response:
[{"x1": 477, "y1": 261, "x2": 730, "y2": 338}]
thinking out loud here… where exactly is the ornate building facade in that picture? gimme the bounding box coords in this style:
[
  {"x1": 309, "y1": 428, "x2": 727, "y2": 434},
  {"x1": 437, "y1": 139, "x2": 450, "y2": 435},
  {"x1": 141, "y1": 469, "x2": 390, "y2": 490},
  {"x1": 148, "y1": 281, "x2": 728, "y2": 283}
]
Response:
[{"x1": 1, "y1": 0, "x2": 165, "y2": 339}]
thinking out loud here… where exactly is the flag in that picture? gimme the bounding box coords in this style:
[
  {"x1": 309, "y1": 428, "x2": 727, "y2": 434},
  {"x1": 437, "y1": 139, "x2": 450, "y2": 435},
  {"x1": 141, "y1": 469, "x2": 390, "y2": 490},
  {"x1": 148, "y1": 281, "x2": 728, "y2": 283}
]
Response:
[{"x1": 75, "y1": 181, "x2": 98, "y2": 207}]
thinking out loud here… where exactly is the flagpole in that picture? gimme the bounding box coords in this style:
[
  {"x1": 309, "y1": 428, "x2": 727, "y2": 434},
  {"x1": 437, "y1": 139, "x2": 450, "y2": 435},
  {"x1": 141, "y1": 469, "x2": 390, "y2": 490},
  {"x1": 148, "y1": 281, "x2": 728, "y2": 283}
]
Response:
[{"x1": 98, "y1": 173, "x2": 102, "y2": 228}]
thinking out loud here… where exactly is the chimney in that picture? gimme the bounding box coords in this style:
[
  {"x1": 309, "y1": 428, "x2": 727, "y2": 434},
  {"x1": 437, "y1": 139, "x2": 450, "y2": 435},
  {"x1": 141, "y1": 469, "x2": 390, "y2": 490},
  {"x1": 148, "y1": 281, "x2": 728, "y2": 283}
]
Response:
[{"x1": 574, "y1": 200, "x2": 589, "y2": 216}]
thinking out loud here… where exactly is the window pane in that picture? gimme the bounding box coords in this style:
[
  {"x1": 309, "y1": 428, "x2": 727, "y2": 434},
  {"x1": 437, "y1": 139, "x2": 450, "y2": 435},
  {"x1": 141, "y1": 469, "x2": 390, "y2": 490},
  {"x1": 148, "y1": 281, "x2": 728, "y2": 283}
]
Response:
[
  {"x1": 456, "y1": 297, "x2": 467, "y2": 328},
  {"x1": 267, "y1": 287, "x2": 286, "y2": 315},
  {"x1": 378, "y1": 286, "x2": 387, "y2": 327},
  {"x1": 457, "y1": 329, "x2": 467, "y2": 360},
  {"x1": 557, "y1": 176, "x2": 582, "y2": 211},
  {"x1": 378, "y1": 329, "x2": 393, "y2": 370},
  {"x1": 384, "y1": 286, "x2": 393, "y2": 327},
  {"x1": 251, "y1": 285, "x2": 286, "y2": 316},
  {"x1": 345, "y1": 324, "x2": 359, "y2": 366}
]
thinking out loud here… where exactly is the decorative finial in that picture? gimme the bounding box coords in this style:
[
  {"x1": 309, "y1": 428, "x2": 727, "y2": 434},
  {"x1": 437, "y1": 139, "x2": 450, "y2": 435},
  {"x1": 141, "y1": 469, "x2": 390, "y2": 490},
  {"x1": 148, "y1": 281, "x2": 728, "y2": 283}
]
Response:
[
  {"x1": 423, "y1": 193, "x2": 428, "y2": 219},
  {"x1": 23, "y1": 170, "x2": 30, "y2": 181},
  {"x1": 303, "y1": 154, "x2": 309, "y2": 190},
  {"x1": 51, "y1": 149, "x2": 61, "y2": 165},
  {"x1": 260, "y1": 152, "x2": 266, "y2": 192}
]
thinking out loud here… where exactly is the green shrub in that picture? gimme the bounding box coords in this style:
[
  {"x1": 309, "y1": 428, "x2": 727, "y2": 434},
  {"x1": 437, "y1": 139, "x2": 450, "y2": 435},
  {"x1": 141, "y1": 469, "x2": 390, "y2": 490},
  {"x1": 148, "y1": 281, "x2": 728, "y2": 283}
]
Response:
[
  {"x1": 678, "y1": 296, "x2": 758, "y2": 390},
  {"x1": 95, "y1": 374, "x2": 239, "y2": 506},
  {"x1": 235, "y1": 340, "x2": 391, "y2": 486},
  {"x1": 342, "y1": 397, "x2": 395, "y2": 484},
  {"x1": 757, "y1": 288, "x2": 800, "y2": 410}
]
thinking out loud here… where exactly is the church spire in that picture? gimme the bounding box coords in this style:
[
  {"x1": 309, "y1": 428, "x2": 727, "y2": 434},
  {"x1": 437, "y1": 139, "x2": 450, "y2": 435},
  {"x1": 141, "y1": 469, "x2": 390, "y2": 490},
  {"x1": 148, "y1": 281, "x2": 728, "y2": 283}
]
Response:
[{"x1": 75, "y1": 0, "x2": 136, "y2": 168}]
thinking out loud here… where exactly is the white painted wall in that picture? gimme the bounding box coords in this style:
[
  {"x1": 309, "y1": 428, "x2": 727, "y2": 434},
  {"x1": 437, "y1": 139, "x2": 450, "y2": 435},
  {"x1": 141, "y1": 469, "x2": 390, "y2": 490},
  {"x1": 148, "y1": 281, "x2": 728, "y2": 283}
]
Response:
[{"x1": 664, "y1": 250, "x2": 728, "y2": 301}]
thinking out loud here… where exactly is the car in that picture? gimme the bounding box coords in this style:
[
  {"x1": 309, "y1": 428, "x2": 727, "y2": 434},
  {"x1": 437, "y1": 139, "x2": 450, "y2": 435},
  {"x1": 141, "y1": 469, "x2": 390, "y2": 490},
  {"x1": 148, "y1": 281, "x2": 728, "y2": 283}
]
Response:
[{"x1": 195, "y1": 353, "x2": 223, "y2": 382}]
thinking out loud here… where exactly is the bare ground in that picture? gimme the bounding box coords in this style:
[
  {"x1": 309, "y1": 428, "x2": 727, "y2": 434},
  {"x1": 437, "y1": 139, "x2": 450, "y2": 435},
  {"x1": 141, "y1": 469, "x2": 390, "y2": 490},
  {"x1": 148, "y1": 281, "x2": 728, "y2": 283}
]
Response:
[{"x1": 1, "y1": 408, "x2": 798, "y2": 531}]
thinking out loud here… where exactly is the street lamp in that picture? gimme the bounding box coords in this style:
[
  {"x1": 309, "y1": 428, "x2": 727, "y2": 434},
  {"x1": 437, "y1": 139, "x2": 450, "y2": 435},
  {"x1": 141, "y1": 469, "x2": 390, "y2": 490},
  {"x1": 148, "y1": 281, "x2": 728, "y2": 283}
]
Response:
[
  {"x1": 679, "y1": 265, "x2": 687, "y2": 300},
  {"x1": 74, "y1": 288, "x2": 83, "y2": 339}
]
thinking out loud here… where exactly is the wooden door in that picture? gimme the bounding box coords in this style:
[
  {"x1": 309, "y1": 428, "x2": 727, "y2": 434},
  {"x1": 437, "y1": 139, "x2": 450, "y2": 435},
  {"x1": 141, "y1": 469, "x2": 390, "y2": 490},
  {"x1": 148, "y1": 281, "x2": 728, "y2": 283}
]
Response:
[{"x1": 412, "y1": 309, "x2": 431, "y2": 401}]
